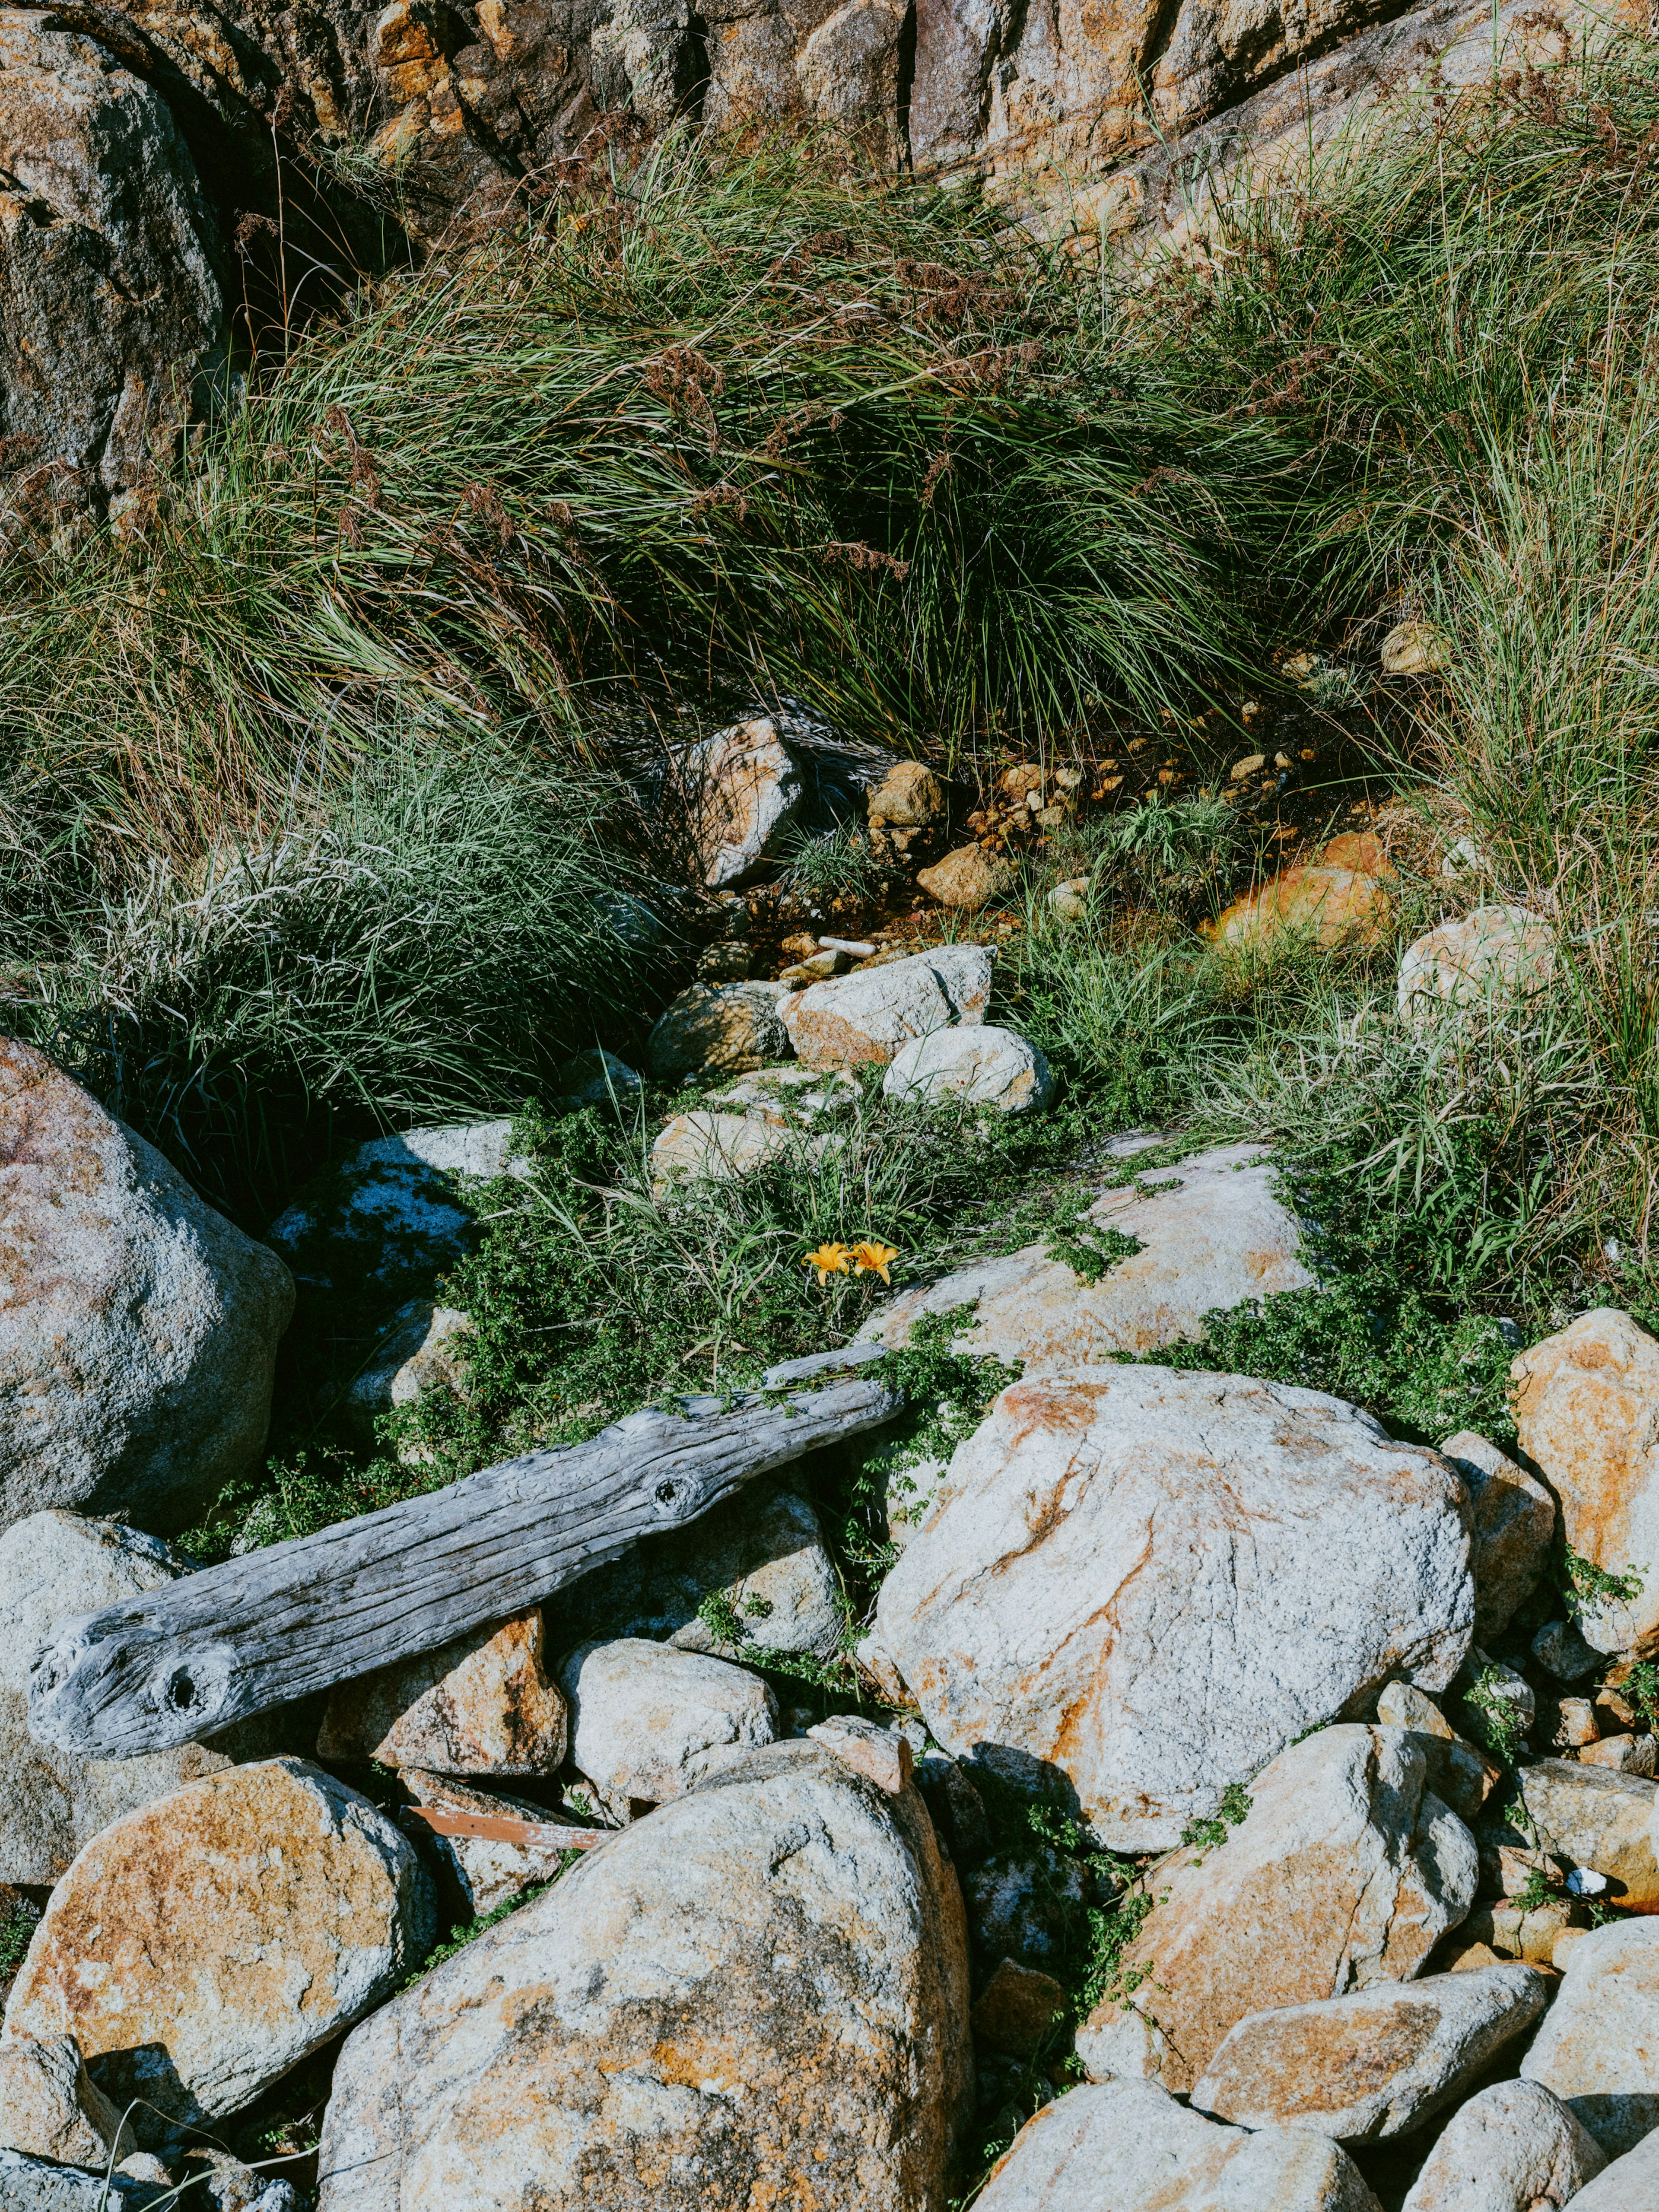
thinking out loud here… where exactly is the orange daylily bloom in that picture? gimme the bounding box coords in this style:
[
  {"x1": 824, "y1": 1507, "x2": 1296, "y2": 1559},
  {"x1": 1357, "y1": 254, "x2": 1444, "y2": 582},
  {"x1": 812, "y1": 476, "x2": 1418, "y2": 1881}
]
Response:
[
  {"x1": 802, "y1": 1241, "x2": 852, "y2": 1284},
  {"x1": 848, "y1": 1239, "x2": 901, "y2": 1285}
]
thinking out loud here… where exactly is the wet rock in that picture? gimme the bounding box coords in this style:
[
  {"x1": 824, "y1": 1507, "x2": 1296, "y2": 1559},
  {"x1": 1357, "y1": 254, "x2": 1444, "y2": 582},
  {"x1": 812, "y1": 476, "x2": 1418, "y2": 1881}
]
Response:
[
  {"x1": 781, "y1": 943, "x2": 992, "y2": 1067},
  {"x1": 915, "y1": 846, "x2": 1016, "y2": 910},
  {"x1": 1398, "y1": 908, "x2": 1556, "y2": 1023},
  {"x1": 883, "y1": 1025, "x2": 1054, "y2": 1115},
  {"x1": 314, "y1": 1739, "x2": 971, "y2": 2211},
  {"x1": 1399, "y1": 2078, "x2": 1607, "y2": 2211},
  {"x1": 0, "y1": 2034, "x2": 134, "y2": 2168},
  {"x1": 855, "y1": 1142, "x2": 1314, "y2": 1373},
  {"x1": 681, "y1": 718, "x2": 803, "y2": 889},
  {"x1": 400, "y1": 1770, "x2": 585, "y2": 1916},
  {"x1": 645, "y1": 980, "x2": 793, "y2": 1079},
  {"x1": 0, "y1": 16, "x2": 222, "y2": 526},
  {"x1": 4, "y1": 1759, "x2": 434, "y2": 2124},
  {"x1": 1074, "y1": 1725, "x2": 1478, "y2": 2095},
  {"x1": 1438, "y1": 1430, "x2": 1555, "y2": 1637},
  {"x1": 873, "y1": 1366, "x2": 1474, "y2": 1848},
  {"x1": 1511, "y1": 1308, "x2": 1659, "y2": 1655},
  {"x1": 0, "y1": 1512, "x2": 255, "y2": 1882},
  {"x1": 318, "y1": 1610, "x2": 567, "y2": 1775},
  {"x1": 1522, "y1": 1917, "x2": 1659, "y2": 2157},
  {"x1": 975, "y1": 2078, "x2": 1382, "y2": 2212},
  {"x1": 559, "y1": 1638, "x2": 777, "y2": 1815},
  {"x1": 1192, "y1": 1963, "x2": 1546, "y2": 2141},
  {"x1": 548, "y1": 1478, "x2": 843, "y2": 1660},
  {"x1": 963, "y1": 1850, "x2": 1087, "y2": 1974},
  {"x1": 1, "y1": 1038, "x2": 293, "y2": 1535}
]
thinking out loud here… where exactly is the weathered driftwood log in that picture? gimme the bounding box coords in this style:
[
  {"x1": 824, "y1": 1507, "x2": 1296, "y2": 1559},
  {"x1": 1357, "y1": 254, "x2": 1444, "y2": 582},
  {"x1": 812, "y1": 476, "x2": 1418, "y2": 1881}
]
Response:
[{"x1": 29, "y1": 1373, "x2": 901, "y2": 1760}]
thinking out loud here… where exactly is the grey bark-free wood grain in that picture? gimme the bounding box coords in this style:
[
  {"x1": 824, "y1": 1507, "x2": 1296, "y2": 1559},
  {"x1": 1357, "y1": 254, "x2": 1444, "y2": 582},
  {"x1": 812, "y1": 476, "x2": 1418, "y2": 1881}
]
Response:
[{"x1": 29, "y1": 1374, "x2": 902, "y2": 1760}]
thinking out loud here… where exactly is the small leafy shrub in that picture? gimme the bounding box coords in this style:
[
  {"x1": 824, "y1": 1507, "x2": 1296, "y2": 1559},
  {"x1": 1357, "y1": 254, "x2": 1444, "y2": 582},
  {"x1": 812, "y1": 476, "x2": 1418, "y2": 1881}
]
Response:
[
  {"x1": 1178, "y1": 1780, "x2": 1252, "y2": 1861},
  {"x1": 1460, "y1": 1666, "x2": 1530, "y2": 1769}
]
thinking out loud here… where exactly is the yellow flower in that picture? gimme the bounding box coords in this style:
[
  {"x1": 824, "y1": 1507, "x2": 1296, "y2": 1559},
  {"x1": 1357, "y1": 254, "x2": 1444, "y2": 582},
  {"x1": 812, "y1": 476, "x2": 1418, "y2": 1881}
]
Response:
[
  {"x1": 848, "y1": 1239, "x2": 901, "y2": 1285},
  {"x1": 802, "y1": 1242, "x2": 852, "y2": 1284}
]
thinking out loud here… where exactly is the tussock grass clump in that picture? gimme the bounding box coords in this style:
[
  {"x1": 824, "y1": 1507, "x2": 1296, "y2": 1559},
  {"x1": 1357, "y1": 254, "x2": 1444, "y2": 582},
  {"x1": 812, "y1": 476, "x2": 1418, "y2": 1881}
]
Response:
[{"x1": 13, "y1": 742, "x2": 670, "y2": 1224}]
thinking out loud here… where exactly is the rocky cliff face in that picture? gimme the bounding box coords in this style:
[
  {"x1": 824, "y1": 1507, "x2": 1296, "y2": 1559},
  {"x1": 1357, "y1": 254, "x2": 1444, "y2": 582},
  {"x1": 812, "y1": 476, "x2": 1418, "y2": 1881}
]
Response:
[{"x1": 0, "y1": 0, "x2": 1644, "y2": 524}]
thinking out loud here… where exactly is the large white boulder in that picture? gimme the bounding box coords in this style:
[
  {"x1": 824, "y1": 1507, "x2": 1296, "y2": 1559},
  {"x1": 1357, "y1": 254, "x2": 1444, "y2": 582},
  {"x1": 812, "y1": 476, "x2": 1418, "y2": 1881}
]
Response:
[
  {"x1": 1074, "y1": 1725, "x2": 1478, "y2": 2095},
  {"x1": 1511, "y1": 1308, "x2": 1659, "y2": 1654},
  {"x1": 314, "y1": 1740, "x2": 972, "y2": 2212},
  {"x1": 872, "y1": 1366, "x2": 1474, "y2": 1848},
  {"x1": 780, "y1": 944, "x2": 992, "y2": 1067},
  {"x1": 3, "y1": 1759, "x2": 435, "y2": 2123},
  {"x1": 855, "y1": 1142, "x2": 1315, "y2": 1373},
  {"x1": 1192, "y1": 1964, "x2": 1546, "y2": 2140},
  {"x1": 0, "y1": 1513, "x2": 247, "y2": 1882},
  {"x1": 1, "y1": 1039, "x2": 293, "y2": 1534},
  {"x1": 559, "y1": 1637, "x2": 777, "y2": 1814},
  {"x1": 680, "y1": 718, "x2": 803, "y2": 888},
  {"x1": 1400, "y1": 2079, "x2": 1608, "y2": 2212},
  {"x1": 975, "y1": 2079, "x2": 1382, "y2": 2212},
  {"x1": 1522, "y1": 1917, "x2": 1659, "y2": 2157},
  {"x1": 882, "y1": 1026, "x2": 1054, "y2": 1115}
]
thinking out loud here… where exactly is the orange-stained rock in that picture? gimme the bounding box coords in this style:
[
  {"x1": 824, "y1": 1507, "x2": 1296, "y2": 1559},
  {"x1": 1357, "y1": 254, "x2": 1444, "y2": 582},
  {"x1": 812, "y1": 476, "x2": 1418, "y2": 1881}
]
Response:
[
  {"x1": 1210, "y1": 864, "x2": 1391, "y2": 950},
  {"x1": 318, "y1": 1610, "x2": 567, "y2": 1774},
  {"x1": 681, "y1": 717, "x2": 803, "y2": 888},
  {"x1": 869, "y1": 760, "x2": 947, "y2": 827},
  {"x1": 1511, "y1": 1309, "x2": 1659, "y2": 1655},
  {"x1": 781, "y1": 944, "x2": 992, "y2": 1067},
  {"x1": 1321, "y1": 830, "x2": 1395, "y2": 876},
  {"x1": 3, "y1": 1758, "x2": 434, "y2": 2122},
  {"x1": 314, "y1": 1740, "x2": 972, "y2": 2212},
  {"x1": 1074, "y1": 1726, "x2": 1477, "y2": 2096},
  {"x1": 916, "y1": 845, "x2": 1016, "y2": 910},
  {"x1": 1519, "y1": 1760, "x2": 1659, "y2": 1914},
  {"x1": 872, "y1": 1367, "x2": 1474, "y2": 1850},
  {"x1": 1191, "y1": 1964, "x2": 1546, "y2": 2142}
]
